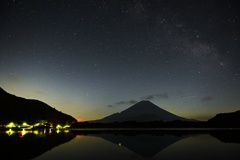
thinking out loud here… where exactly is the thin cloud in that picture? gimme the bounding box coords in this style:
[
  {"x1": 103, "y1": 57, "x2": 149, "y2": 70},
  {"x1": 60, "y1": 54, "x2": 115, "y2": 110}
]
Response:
[
  {"x1": 108, "y1": 93, "x2": 169, "y2": 108},
  {"x1": 141, "y1": 93, "x2": 169, "y2": 100},
  {"x1": 156, "y1": 93, "x2": 169, "y2": 99},
  {"x1": 7, "y1": 74, "x2": 20, "y2": 83},
  {"x1": 182, "y1": 95, "x2": 198, "y2": 99},
  {"x1": 115, "y1": 101, "x2": 125, "y2": 105},
  {"x1": 35, "y1": 90, "x2": 45, "y2": 95},
  {"x1": 111, "y1": 99, "x2": 137, "y2": 106},
  {"x1": 141, "y1": 95, "x2": 155, "y2": 100},
  {"x1": 107, "y1": 99, "x2": 138, "y2": 108},
  {"x1": 107, "y1": 105, "x2": 113, "y2": 108},
  {"x1": 201, "y1": 96, "x2": 214, "y2": 102},
  {"x1": 115, "y1": 99, "x2": 138, "y2": 105},
  {"x1": 129, "y1": 99, "x2": 138, "y2": 104}
]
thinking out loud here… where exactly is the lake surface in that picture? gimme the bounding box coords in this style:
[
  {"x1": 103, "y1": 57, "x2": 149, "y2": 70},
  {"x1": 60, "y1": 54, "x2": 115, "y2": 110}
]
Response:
[{"x1": 1, "y1": 129, "x2": 240, "y2": 160}]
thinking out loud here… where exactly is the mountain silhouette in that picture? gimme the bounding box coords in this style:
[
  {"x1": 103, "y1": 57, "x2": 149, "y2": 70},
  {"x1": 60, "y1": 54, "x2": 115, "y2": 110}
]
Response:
[
  {"x1": 0, "y1": 87, "x2": 77, "y2": 125},
  {"x1": 207, "y1": 110, "x2": 240, "y2": 128},
  {"x1": 95, "y1": 100, "x2": 189, "y2": 122}
]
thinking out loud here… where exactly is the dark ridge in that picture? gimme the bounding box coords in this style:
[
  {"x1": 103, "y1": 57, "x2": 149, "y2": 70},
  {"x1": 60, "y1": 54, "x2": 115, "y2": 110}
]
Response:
[
  {"x1": 0, "y1": 87, "x2": 77, "y2": 125},
  {"x1": 208, "y1": 110, "x2": 240, "y2": 128}
]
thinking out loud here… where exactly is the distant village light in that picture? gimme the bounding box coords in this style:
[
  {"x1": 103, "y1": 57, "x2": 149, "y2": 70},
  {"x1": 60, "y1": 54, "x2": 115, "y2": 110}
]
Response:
[
  {"x1": 22, "y1": 122, "x2": 28, "y2": 126},
  {"x1": 63, "y1": 125, "x2": 70, "y2": 128},
  {"x1": 6, "y1": 122, "x2": 16, "y2": 128},
  {"x1": 56, "y1": 125, "x2": 62, "y2": 130}
]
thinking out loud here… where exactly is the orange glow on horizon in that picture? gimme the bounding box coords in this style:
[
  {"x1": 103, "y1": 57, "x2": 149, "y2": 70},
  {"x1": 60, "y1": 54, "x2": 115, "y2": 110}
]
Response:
[{"x1": 77, "y1": 119, "x2": 84, "y2": 122}]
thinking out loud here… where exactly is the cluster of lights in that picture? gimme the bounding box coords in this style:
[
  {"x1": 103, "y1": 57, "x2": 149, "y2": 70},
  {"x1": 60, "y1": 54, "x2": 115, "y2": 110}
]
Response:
[
  {"x1": 3, "y1": 122, "x2": 71, "y2": 137},
  {"x1": 4, "y1": 122, "x2": 71, "y2": 129},
  {"x1": 5, "y1": 128, "x2": 52, "y2": 137},
  {"x1": 5, "y1": 128, "x2": 70, "y2": 138},
  {"x1": 5, "y1": 122, "x2": 32, "y2": 129},
  {"x1": 5, "y1": 122, "x2": 17, "y2": 128},
  {"x1": 56, "y1": 124, "x2": 70, "y2": 130}
]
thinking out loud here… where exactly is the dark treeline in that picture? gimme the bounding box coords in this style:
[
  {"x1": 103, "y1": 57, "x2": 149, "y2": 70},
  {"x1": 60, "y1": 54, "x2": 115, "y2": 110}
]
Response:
[
  {"x1": 70, "y1": 120, "x2": 201, "y2": 128},
  {"x1": 70, "y1": 119, "x2": 240, "y2": 129}
]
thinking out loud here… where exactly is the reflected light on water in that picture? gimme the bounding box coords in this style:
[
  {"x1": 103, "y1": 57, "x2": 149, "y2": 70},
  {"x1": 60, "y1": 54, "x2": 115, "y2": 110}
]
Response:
[
  {"x1": 6, "y1": 129, "x2": 14, "y2": 136},
  {"x1": 19, "y1": 129, "x2": 29, "y2": 138},
  {"x1": 56, "y1": 129, "x2": 61, "y2": 134},
  {"x1": 4, "y1": 128, "x2": 58, "y2": 137},
  {"x1": 33, "y1": 130, "x2": 39, "y2": 135}
]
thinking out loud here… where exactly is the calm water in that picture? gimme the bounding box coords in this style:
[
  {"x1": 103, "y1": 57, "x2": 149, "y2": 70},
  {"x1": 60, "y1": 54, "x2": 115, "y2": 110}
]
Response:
[{"x1": 1, "y1": 129, "x2": 240, "y2": 160}]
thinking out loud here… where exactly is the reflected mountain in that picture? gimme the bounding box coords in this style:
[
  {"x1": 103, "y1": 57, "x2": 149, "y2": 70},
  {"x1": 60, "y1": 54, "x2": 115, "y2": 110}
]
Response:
[
  {"x1": 2, "y1": 128, "x2": 240, "y2": 159},
  {"x1": 70, "y1": 129, "x2": 240, "y2": 158},
  {"x1": 0, "y1": 129, "x2": 75, "y2": 160},
  {"x1": 97, "y1": 133, "x2": 185, "y2": 158},
  {"x1": 210, "y1": 130, "x2": 240, "y2": 144},
  {"x1": 70, "y1": 130, "x2": 194, "y2": 158}
]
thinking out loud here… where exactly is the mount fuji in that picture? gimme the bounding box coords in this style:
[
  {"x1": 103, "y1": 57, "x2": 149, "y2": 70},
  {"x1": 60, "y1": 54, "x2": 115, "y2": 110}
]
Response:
[{"x1": 95, "y1": 100, "x2": 189, "y2": 122}]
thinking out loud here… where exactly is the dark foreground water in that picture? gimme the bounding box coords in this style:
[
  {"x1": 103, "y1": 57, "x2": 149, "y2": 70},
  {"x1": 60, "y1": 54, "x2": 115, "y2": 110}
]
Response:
[{"x1": 1, "y1": 128, "x2": 240, "y2": 160}]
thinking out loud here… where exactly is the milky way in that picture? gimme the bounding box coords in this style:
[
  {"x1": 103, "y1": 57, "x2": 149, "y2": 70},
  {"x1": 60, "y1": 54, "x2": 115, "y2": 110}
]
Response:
[{"x1": 1, "y1": 0, "x2": 240, "y2": 121}]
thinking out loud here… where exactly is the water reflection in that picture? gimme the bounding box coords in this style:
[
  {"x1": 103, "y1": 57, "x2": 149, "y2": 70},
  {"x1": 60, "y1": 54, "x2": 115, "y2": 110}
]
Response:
[
  {"x1": 94, "y1": 133, "x2": 185, "y2": 158},
  {"x1": 1, "y1": 129, "x2": 240, "y2": 160},
  {"x1": 0, "y1": 129, "x2": 75, "y2": 160},
  {"x1": 209, "y1": 130, "x2": 240, "y2": 143}
]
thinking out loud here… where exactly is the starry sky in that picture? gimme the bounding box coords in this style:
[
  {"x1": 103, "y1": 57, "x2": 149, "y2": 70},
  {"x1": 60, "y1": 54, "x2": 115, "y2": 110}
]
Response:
[{"x1": 1, "y1": 0, "x2": 240, "y2": 121}]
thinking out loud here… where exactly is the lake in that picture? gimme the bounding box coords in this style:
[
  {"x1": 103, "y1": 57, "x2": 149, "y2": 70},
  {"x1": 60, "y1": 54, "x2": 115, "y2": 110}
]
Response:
[{"x1": 1, "y1": 128, "x2": 240, "y2": 160}]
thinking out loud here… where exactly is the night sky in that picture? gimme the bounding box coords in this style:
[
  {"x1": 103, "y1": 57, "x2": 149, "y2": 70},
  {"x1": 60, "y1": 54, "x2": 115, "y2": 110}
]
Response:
[{"x1": 1, "y1": 0, "x2": 240, "y2": 121}]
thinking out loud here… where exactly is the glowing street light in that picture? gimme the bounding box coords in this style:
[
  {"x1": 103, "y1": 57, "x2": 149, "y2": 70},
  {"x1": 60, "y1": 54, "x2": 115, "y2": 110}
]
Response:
[{"x1": 6, "y1": 122, "x2": 16, "y2": 128}]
